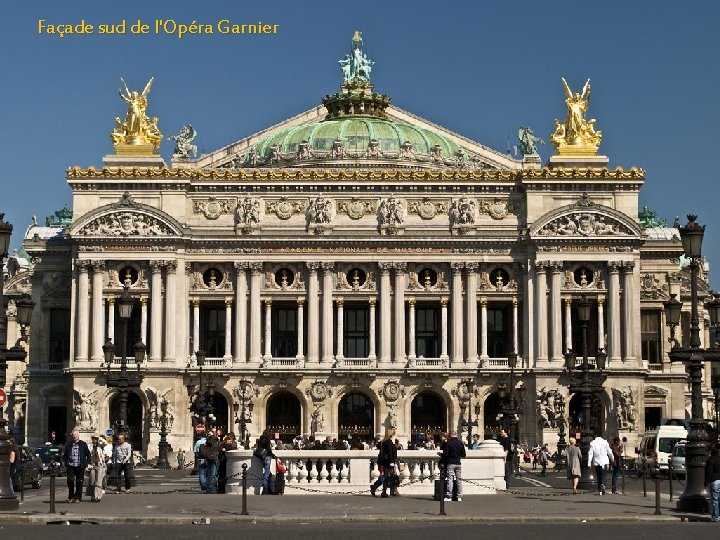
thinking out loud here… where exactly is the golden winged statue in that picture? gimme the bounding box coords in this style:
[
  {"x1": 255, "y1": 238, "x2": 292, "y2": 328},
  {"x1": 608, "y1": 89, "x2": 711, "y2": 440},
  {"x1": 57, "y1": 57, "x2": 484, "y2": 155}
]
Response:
[
  {"x1": 111, "y1": 77, "x2": 162, "y2": 154},
  {"x1": 550, "y1": 77, "x2": 602, "y2": 156}
]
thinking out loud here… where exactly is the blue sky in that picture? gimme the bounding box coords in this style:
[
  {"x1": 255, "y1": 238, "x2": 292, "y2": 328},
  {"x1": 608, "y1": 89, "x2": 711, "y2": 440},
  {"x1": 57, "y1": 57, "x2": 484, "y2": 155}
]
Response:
[{"x1": 2, "y1": 1, "x2": 718, "y2": 284}]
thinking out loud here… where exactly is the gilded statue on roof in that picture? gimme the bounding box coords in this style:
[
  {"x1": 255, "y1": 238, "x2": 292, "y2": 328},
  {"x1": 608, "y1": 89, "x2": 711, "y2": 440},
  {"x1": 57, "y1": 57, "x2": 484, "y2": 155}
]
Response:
[
  {"x1": 111, "y1": 77, "x2": 162, "y2": 154},
  {"x1": 550, "y1": 78, "x2": 602, "y2": 156}
]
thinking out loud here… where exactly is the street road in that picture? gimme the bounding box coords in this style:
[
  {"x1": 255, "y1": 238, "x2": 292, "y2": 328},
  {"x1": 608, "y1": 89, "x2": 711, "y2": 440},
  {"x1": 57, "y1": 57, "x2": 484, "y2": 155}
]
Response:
[{"x1": 0, "y1": 522, "x2": 712, "y2": 539}]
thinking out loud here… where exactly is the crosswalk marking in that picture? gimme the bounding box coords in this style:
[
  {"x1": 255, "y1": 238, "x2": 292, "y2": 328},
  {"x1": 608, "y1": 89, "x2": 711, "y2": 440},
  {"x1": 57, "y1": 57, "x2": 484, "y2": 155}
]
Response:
[{"x1": 516, "y1": 475, "x2": 552, "y2": 488}]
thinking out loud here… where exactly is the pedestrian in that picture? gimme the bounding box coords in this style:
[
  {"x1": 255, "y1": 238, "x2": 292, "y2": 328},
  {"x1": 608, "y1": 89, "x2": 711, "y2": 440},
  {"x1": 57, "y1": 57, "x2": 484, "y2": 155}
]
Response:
[
  {"x1": 705, "y1": 445, "x2": 720, "y2": 522},
  {"x1": 200, "y1": 430, "x2": 221, "y2": 494},
  {"x1": 498, "y1": 429, "x2": 513, "y2": 486},
  {"x1": 539, "y1": 444, "x2": 549, "y2": 476},
  {"x1": 218, "y1": 432, "x2": 238, "y2": 494},
  {"x1": 8, "y1": 438, "x2": 17, "y2": 494},
  {"x1": 87, "y1": 434, "x2": 106, "y2": 502},
  {"x1": 610, "y1": 437, "x2": 623, "y2": 494},
  {"x1": 588, "y1": 433, "x2": 614, "y2": 495},
  {"x1": 177, "y1": 448, "x2": 186, "y2": 470},
  {"x1": 442, "y1": 430, "x2": 466, "y2": 502},
  {"x1": 63, "y1": 429, "x2": 91, "y2": 503},
  {"x1": 193, "y1": 427, "x2": 208, "y2": 492},
  {"x1": 565, "y1": 437, "x2": 582, "y2": 494},
  {"x1": 254, "y1": 429, "x2": 275, "y2": 495},
  {"x1": 371, "y1": 427, "x2": 397, "y2": 497},
  {"x1": 113, "y1": 433, "x2": 133, "y2": 493}
]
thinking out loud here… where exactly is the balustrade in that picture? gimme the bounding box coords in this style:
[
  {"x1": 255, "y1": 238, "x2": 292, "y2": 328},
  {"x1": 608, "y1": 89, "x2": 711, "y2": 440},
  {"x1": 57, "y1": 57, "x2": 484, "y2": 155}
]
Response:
[{"x1": 226, "y1": 444, "x2": 505, "y2": 495}]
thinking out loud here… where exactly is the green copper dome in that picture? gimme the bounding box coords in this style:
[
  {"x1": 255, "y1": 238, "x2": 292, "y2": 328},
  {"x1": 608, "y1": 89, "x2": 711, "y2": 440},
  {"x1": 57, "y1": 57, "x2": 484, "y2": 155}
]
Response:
[{"x1": 253, "y1": 117, "x2": 461, "y2": 159}]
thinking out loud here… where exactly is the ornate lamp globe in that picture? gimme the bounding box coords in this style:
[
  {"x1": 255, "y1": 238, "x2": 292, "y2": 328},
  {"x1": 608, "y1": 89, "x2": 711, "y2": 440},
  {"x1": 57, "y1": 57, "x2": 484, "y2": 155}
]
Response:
[
  {"x1": 678, "y1": 214, "x2": 705, "y2": 259},
  {"x1": 664, "y1": 293, "x2": 683, "y2": 328}
]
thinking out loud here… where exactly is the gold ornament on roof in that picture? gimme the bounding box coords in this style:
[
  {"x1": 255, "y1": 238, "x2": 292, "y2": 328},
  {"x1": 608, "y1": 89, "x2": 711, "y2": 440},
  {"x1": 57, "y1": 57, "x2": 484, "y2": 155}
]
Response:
[
  {"x1": 550, "y1": 78, "x2": 602, "y2": 156},
  {"x1": 111, "y1": 77, "x2": 162, "y2": 155}
]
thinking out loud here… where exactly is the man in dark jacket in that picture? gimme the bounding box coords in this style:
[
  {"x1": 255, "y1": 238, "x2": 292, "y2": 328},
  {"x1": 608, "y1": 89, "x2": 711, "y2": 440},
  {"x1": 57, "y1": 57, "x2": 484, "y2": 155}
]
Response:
[
  {"x1": 63, "y1": 428, "x2": 92, "y2": 503},
  {"x1": 442, "y1": 430, "x2": 466, "y2": 502},
  {"x1": 706, "y1": 445, "x2": 720, "y2": 522}
]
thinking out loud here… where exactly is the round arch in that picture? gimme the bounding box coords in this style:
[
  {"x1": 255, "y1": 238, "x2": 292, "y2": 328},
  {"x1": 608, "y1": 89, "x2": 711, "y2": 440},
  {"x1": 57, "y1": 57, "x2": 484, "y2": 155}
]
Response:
[
  {"x1": 568, "y1": 392, "x2": 604, "y2": 438},
  {"x1": 207, "y1": 391, "x2": 230, "y2": 434},
  {"x1": 410, "y1": 391, "x2": 447, "y2": 444},
  {"x1": 338, "y1": 392, "x2": 375, "y2": 442},
  {"x1": 483, "y1": 392, "x2": 503, "y2": 439},
  {"x1": 110, "y1": 391, "x2": 144, "y2": 451},
  {"x1": 266, "y1": 391, "x2": 302, "y2": 443}
]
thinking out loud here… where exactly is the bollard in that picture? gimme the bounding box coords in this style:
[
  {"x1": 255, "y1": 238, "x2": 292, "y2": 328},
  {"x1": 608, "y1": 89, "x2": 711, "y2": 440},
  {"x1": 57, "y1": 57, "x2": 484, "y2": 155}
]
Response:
[
  {"x1": 642, "y1": 458, "x2": 647, "y2": 498},
  {"x1": 439, "y1": 463, "x2": 446, "y2": 516},
  {"x1": 19, "y1": 463, "x2": 24, "y2": 502},
  {"x1": 621, "y1": 436, "x2": 627, "y2": 496},
  {"x1": 654, "y1": 471, "x2": 661, "y2": 515},
  {"x1": 49, "y1": 461, "x2": 57, "y2": 514},
  {"x1": 667, "y1": 458, "x2": 673, "y2": 502},
  {"x1": 621, "y1": 456, "x2": 625, "y2": 495},
  {"x1": 241, "y1": 463, "x2": 248, "y2": 516}
]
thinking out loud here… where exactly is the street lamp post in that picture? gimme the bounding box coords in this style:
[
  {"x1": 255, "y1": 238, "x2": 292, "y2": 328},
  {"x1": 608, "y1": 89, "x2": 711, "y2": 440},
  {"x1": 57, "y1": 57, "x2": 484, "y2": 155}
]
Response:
[
  {"x1": 664, "y1": 215, "x2": 720, "y2": 512},
  {"x1": 498, "y1": 352, "x2": 521, "y2": 447},
  {"x1": 234, "y1": 378, "x2": 255, "y2": 449},
  {"x1": 156, "y1": 417, "x2": 171, "y2": 470},
  {"x1": 103, "y1": 286, "x2": 145, "y2": 436},
  {"x1": 0, "y1": 213, "x2": 35, "y2": 511},
  {"x1": 554, "y1": 393, "x2": 567, "y2": 470},
  {"x1": 565, "y1": 295, "x2": 607, "y2": 490}
]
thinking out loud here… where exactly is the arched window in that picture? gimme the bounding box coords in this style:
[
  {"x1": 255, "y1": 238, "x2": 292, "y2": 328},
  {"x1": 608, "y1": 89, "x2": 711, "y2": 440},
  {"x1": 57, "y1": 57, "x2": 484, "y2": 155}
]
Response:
[
  {"x1": 266, "y1": 392, "x2": 301, "y2": 443},
  {"x1": 410, "y1": 392, "x2": 447, "y2": 443},
  {"x1": 338, "y1": 393, "x2": 374, "y2": 441}
]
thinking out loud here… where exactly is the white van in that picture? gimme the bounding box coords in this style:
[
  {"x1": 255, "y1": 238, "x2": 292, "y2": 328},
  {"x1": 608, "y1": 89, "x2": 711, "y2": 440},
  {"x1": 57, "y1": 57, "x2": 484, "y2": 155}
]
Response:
[{"x1": 636, "y1": 425, "x2": 688, "y2": 473}]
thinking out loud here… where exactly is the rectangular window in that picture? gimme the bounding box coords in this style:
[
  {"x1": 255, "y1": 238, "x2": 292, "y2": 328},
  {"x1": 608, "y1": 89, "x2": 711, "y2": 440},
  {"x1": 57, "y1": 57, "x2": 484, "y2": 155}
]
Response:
[
  {"x1": 344, "y1": 304, "x2": 369, "y2": 358},
  {"x1": 487, "y1": 306, "x2": 509, "y2": 357},
  {"x1": 200, "y1": 304, "x2": 226, "y2": 358},
  {"x1": 416, "y1": 305, "x2": 440, "y2": 357},
  {"x1": 48, "y1": 308, "x2": 71, "y2": 366},
  {"x1": 271, "y1": 304, "x2": 297, "y2": 357},
  {"x1": 641, "y1": 311, "x2": 661, "y2": 364}
]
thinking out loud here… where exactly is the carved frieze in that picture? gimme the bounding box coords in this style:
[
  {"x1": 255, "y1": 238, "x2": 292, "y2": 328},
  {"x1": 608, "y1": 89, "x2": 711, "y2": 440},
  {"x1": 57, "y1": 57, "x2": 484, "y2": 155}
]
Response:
[
  {"x1": 234, "y1": 196, "x2": 261, "y2": 233},
  {"x1": 336, "y1": 198, "x2": 376, "y2": 220},
  {"x1": 78, "y1": 212, "x2": 173, "y2": 237},
  {"x1": 449, "y1": 197, "x2": 477, "y2": 227},
  {"x1": 193, "y1": 198, "x2": 234, "y2": 220},
  {"x1": 266, "y1": 197, "x2": 306, "y2": 220},
  {"x1": 337, "y1": 269, "x2": 376, "y2": 291},
  {"x1": 537, "y1": 211, "x2": 631, "y2": 237},
  {"x1": 640, "y1": 273, "x2": 669, "y2": 300},
  {"x1": 408, "y1": 198, "x2": 448, "y2": 220}
]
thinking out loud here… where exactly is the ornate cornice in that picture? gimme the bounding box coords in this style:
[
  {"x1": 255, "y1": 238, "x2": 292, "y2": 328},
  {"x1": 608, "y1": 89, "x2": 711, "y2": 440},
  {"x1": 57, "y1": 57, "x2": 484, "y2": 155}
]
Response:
[{"x1": 66, "y1": 166, "x2": 644, "y2": 181}]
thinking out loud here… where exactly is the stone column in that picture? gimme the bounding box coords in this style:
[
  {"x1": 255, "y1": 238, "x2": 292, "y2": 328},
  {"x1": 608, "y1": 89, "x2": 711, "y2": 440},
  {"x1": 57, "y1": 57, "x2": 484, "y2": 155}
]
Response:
[
  {"x1": 549, "y1": 262, "x2": 563, "y2": 363},
  {"x1": 564, "y1": 297, "x2": 572, "y2": 353},
  {"x1": 378, "y1": 262, "x2": 393, "y2": 367},
  {"x1": 336, "y1": 298, "x2": 344, "y2": 360},
  {"x1": 597, "y1": 297, "x2": 606, "y2": 351},
  {"x1": 440, "y1": 298, "x2": 449, "y2": 361},
  {"x1": 233, "y1": 263, "x2": 248, "y2": 364},
  {"x1": 622, "y1": 261, "x2": 635, "y2": 363},
  {"x1": 368, "y1": 298, "x2": 377, "y2": 361},
  {"x1": 164, "y1": 261, "x2": 177, "y2": 362},
  {"x1": 224, "y1": 297, "x2": 233, "y2": 362},
  {"x1": 607, "y1": 261, "x2": 621, "y2": 363},
  {"x1": 407, "y1": 298, "x2": 416, "y2": 360},
  {"x1": 321, "y1": 262, "x2": 335, "y2": 365},
  {"x1": 150, "y1": 260, "x2": 163, "y2": 362},
  {"x1": 264, "y1": 298, "x2": 272, "y2": 360},
  {"x1": 140, "y1": 296, "x2": 148, "y2": 346},
  {"x1": 91, "y1": 261, "x2": 105, "y2": 362},
  {"x1": 465, "y1": 262, "x2": 479, "y2": 364},
  {"x1": 393, "y1": 263, "x2": 407, "y2": 364},
  {"x1": 306, "y1": 262, "x2": 320, "y2": 365},
  {"x1": 512, "y1": 297, "x2": 519, "y2": 354},
  {"x1": 249, "y1": 262, "x2": 263, "y2": 366},
  {"x1": 479, "y1": 297, "x2": 489, "y2": 360},
  {"x1": 451, "y1": 262, "x2": 464, "y2": 366},
  {"x1": 192, "y1": 298, "x2": 200, "y2": 356},
  {"x1": 107, "y1": 297, "x2": 115, "y2": 342},
  {"x1": 296, "y1": 298, "x2": 305, "y2": 361},
  {"x1": 534, "y1": 261, "x2": 548, "y2": 364},
  {"x1": 76, "y1": 260, "x2": 90, "y2": 362}
]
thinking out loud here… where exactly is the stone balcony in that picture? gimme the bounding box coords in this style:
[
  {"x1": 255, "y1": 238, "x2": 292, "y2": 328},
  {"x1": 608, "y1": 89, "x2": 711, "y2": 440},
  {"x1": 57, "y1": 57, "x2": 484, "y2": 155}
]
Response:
[{"x1": 226, "y1": 440, "x2": 505, "y2": 495}]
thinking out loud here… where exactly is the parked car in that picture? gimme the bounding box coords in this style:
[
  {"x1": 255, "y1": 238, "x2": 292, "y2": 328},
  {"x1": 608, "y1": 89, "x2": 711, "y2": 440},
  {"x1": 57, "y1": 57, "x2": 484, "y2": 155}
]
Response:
[
  {"x1": 12, "y1": 446, "x2": 43, "y2": 490},
  {"x1": 670, "y1": 440, "x2": 686, "y2": 478},
  {"x1": 35, "y1": 444, "x2": 66, "y2": 476},
  {"x1": 635, "y1": 425, "x2": 687, "y2": 476}
]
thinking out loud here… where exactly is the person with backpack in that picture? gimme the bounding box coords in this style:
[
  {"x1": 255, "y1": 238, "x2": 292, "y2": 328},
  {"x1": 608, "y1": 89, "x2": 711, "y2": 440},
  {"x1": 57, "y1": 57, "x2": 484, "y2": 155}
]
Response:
[
  {"x1": 253, "y1": 429, "x2": 275, "y2": 494},
  {"x1": 539, "y1": 444, "x2": 549, "y2": 477},
  {"x1": 200, "y1": 428, "x2": 221, "y2": 494},
  {"x1": 371, "y1": 428, "x2": 398, "y2": 497},
  {"x1": 442, "y1": 430, "x2": 466, "y2": 502}
]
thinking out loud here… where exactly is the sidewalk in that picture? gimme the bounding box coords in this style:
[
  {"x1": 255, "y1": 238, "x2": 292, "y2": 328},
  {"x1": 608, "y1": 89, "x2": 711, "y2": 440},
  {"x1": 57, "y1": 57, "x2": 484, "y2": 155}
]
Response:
[{"x1": 0, "y1": 476, "x2": 711, "y2": 524}]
